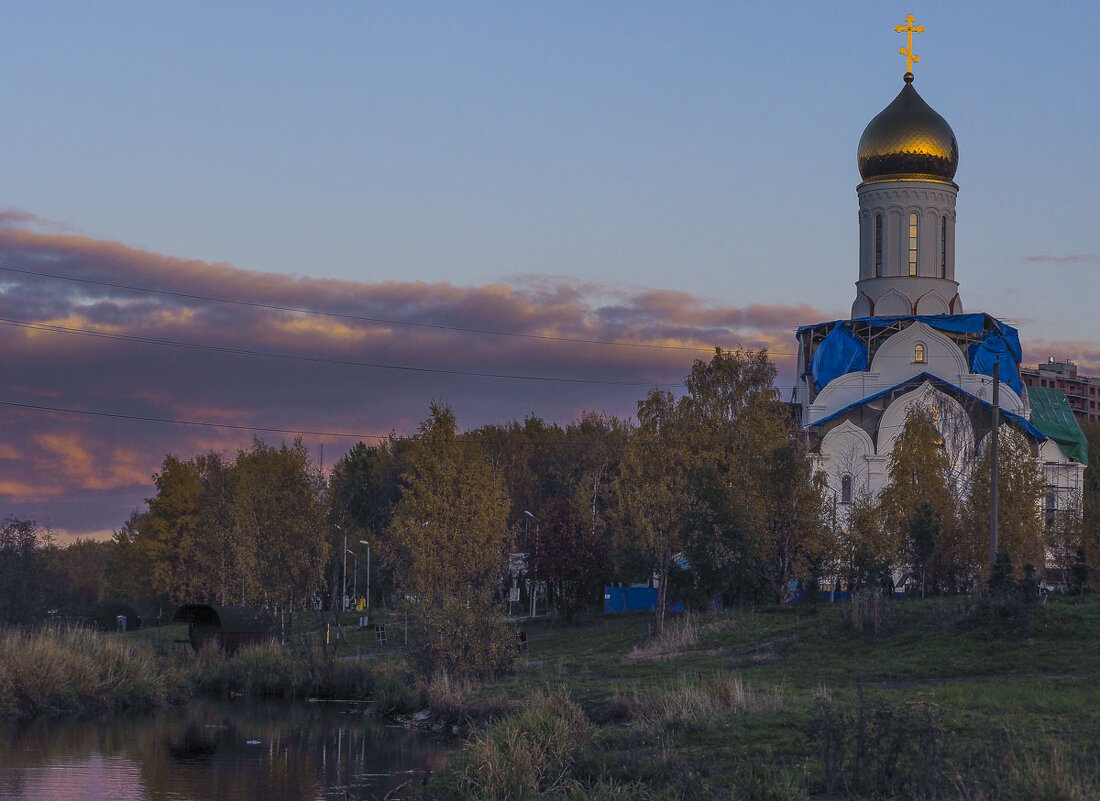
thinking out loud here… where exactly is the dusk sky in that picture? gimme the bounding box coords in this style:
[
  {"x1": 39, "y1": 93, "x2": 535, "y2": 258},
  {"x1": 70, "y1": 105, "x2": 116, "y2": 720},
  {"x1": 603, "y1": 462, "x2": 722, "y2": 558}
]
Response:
[{"x1": 3, "y1": 2, "x2": 1098, "y2": 539}]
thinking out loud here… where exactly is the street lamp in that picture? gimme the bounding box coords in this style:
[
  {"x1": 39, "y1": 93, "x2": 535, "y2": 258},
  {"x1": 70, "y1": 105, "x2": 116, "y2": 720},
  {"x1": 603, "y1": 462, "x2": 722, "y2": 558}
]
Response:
[
  {"x1": 524, "y1": 511, "x2": 539, "y2": 617},
  {"x1": 347, "y1": 549, "x2": 358, "y2": 605},
  {"x1": 359, "y1": 540, "x2": 370, "y2": 613},
  {"x1": 335, "y1": 523, "x2": 348, "y2": 611}
]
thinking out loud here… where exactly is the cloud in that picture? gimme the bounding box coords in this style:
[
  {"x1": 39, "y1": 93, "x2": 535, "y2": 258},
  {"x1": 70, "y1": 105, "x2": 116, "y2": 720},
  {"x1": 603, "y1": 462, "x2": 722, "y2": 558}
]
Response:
[
  {"x1": 1025, "y1": 254, "x2": 1100, "y2": 264},
  {"x1": 0, "y1": 210, "x2": 828, "y2": 537},
  {"x1": 1022, "y1": 339, "x2": 1100, "y2": 376}
]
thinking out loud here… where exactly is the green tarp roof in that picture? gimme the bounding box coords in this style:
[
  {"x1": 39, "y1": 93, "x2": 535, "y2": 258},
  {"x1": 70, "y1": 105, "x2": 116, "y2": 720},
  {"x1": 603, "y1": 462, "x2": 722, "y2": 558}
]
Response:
[{"x1": 1027, "y1": 386, "x2": 1089, "y2": 464}]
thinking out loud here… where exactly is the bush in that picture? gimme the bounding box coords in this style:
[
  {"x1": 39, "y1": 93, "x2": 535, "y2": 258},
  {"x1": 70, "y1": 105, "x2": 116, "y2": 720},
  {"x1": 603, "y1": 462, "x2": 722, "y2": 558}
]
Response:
[
  {"x1": 810, "y1": 688, "x2": 945, "y2": 798},
  {"x1": 86, "y1": 598, "x2": 143, "y2": 632},
  {"x1": 190, "y1": 640, "x2": 305, "y2": 697}
]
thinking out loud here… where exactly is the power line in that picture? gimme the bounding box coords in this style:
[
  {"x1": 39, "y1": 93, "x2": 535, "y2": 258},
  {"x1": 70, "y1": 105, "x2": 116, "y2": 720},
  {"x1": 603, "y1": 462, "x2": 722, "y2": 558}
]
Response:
[
  {"x1": 0, "y1": 317, "x2": 684, "y2": 387},
  {"x1": 0, "y1": 264, "x2": 737, "y2": 353},
  {"x1": 0, "y1": 399, "x2": 388, "y2": 441}
]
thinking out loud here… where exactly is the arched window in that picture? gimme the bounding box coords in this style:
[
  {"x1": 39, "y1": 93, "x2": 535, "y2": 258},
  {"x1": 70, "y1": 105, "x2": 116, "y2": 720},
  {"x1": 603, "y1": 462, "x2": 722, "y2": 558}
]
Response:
[
  {"x1": 875, "y1": 214, "x2": 883, "y2": 277},
  {"x1": 940, "y1": 216, "x2": 947, "y2": 278},
  {"x1": 841, "y1": 474, "x2": 853, "y2": 504},
  {"x1": 914, "y1": 342, "x2": 926, "y2": 363},
  {"x1": 908, "y1": 212, "x2": 918, "y2": 276}
]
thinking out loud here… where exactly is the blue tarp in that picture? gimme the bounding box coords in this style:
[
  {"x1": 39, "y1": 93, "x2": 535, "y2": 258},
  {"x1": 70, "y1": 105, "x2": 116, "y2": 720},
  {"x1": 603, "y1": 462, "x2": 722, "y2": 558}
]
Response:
[
  {"x1": 968, "y1": 329, "x2": 1023, "y2": 395},
  {"x1": 798, "y1": 314, "x2": 1023, "y2": 393},
  {"x1": 805, "y1": 372, "x2": 1049, "y2": 443},
  {"x1": 805, "y1": 322, "x2": 868, "y2": 392}
]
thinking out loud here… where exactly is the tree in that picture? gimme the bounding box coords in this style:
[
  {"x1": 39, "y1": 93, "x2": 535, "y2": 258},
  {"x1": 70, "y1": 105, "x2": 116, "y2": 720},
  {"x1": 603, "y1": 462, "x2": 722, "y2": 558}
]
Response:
[
  {"x1": 908, "y1": 503, "x2": 941, "y2": 597},
  {"x1": 390, "y1": 403, "x2": 514, "y2": 676},
  {"x1": 49, "y1": 538, "x2": 112, "y2": 614},
  {"x1": 329, "y1": 440, "x2": 402, "y2": 611},
  {"x1": 532, "y1": 497, "x2": 609, "y2": 623},
  {"x1": 965, "y1": 424, "x2": 1046, "y2": 580},
  {"x1": 143, "y1": 455, "x2": 204, "y2": 604},
  {"x1": 756, "y1": 437, "x2": 829, "y2": 602},
  {"x1": 231, "y1": 438, "x2": 328, "y2": 611},
  {"x1": 880, "y1": 405, "x2": 958, "y2": 586},
  {"x1": 618, "y1": 388, "x2": 694, "y2": 631},
  {"x1": 0, "y1": 517, "x2": 52, "y2": 624},
  {"x1": 679, "y1": 348, "x2": 827, "y2": 604}
]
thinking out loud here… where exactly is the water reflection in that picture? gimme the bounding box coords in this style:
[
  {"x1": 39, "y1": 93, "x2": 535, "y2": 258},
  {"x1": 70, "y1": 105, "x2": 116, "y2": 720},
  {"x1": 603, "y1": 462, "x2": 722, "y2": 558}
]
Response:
[{"x1": 0, "y1": 700, "x2": 451, "y2": 801}]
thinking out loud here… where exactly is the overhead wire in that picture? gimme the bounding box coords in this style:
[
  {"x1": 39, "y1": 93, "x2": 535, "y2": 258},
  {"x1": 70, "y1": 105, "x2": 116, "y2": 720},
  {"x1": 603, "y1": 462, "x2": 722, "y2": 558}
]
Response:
[
  {"x1": 0, "y1": 264, "x2": 780, "y2": 354},
  {"x1": 0, "y1": 317, "x2": 684, "y2": 387}
]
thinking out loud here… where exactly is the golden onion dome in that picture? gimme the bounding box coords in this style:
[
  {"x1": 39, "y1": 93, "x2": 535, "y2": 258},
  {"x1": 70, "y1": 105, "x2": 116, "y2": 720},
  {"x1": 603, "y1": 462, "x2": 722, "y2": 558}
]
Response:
[{"x1": 857, "y1": 74, "x2": 958, "y2": 182}]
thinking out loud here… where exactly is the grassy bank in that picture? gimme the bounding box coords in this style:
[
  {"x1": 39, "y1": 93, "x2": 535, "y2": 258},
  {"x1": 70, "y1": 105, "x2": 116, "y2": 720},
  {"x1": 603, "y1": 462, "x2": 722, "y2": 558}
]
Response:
[
  {"x1": 6, "y1": 597, "x2": 1100, "y2": 798},
  {"x1": 408, "y1": 596, "x2": 1100, "y2": 800},
  {"x1": 0, "y1": 621, "x2": 427, "y2": 720}
]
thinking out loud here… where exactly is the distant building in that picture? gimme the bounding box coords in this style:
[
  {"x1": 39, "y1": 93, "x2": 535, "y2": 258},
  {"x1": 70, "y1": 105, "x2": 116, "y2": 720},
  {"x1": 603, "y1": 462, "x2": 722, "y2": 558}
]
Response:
[{"x1": 1021, "y1": 360, "x2": 1100, "y2": 425}]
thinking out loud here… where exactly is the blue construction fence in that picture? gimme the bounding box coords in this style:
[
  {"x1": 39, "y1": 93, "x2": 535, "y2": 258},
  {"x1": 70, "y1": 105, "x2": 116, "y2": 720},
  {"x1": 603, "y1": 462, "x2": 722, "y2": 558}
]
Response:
[
  {"x1": 606, "y1": 586, "x2": 905, "y2": 611},
  {"x1": 603, "y1": 586, "x2": 685, "y2": 614}
]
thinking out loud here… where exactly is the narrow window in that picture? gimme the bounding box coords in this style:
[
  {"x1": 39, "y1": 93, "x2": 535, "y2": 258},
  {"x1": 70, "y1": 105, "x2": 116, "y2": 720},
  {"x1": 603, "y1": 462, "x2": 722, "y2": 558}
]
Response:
[
  {"x1": 914, "y1": 343, "x2": 926, "y2": 363},
  {"x1": 841, "y1": 474, "x2": 853, "y2": 504},
  {"x1": 908, "y1": 212, "x2": 918, "y2": 276},
  {"x1": 874, "y1": 214, "x2": 883, "y2": 277},
  {"x1": 1045, "y1": 491, "x2": 1057, "y2": 529},
  {"x1": 940, "y1": 216, "x2": 947, "y2": 278}
]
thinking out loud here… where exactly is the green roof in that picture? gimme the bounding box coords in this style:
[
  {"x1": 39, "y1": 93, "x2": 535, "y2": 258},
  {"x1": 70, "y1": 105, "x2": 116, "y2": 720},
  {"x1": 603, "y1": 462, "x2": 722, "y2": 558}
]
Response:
[{"x1": 1027, "y1": 386, "x2": 1089, "y2": 464}]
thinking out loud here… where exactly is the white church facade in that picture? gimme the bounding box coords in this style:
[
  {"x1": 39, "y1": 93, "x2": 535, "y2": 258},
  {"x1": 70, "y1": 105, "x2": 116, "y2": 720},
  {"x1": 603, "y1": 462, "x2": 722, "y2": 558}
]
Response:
[{"x1": 793, "y1": 42, "x2": 1087, "y2": 562}]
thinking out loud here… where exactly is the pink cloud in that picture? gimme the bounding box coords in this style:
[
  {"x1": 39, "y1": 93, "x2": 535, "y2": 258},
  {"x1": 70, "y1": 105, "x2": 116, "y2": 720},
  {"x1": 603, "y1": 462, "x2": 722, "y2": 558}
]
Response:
[
  {"x1": 1025, "y1": 254, "x2": 1100, "y2": 264},
  {"x1": 0, "y1": 210, "x2": 826, "y2": 537}
]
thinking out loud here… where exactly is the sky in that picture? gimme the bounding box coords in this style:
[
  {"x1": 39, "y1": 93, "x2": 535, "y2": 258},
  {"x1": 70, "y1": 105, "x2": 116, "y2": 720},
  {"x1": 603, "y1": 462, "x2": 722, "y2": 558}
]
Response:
[{"x1": 2, "y1": 2, "x2": 1098, "y2": 540}]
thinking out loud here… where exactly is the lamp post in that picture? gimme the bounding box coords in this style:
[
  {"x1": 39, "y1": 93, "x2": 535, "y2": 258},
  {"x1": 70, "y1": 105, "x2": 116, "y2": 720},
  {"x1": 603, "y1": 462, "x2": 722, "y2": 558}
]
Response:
[
  {"x1": 524, "y1": 510, "x2": 539, "y2": 617},
  {"x1": 347, "y1": 549, "x2": 358, "y2": 604},
  {"x1": 359, "y1": 540, "x2": 370, "y2": 613},
  {"x1": 335, "y1": 523, "x2": 347, "y2": 611}
]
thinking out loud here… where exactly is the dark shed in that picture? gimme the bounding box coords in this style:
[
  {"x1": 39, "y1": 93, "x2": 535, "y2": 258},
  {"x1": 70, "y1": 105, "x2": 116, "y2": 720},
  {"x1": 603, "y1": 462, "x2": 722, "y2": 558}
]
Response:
[{"x1": 172, "y1": 604, "x2": 275, "y2": 653}]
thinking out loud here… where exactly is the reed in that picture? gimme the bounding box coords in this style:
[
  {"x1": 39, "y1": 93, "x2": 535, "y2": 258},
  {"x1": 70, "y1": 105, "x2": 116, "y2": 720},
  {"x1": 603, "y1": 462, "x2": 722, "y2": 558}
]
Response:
[
  {"x1": 624, "y1": 613, "x2": 699, "y2": 663},
  {"x1": 617, "y1": 673, "x2": 785, "y2": 732},
  {"x1": 0, "y1": 625, "x2": 165, "y2": 717}
]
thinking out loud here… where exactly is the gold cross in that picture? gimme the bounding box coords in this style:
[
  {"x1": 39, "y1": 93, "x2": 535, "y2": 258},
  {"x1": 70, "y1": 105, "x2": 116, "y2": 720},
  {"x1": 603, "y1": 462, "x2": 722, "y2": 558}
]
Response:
[{"x1": 895, "y1": 14, "x2": 925, "y2": 74}]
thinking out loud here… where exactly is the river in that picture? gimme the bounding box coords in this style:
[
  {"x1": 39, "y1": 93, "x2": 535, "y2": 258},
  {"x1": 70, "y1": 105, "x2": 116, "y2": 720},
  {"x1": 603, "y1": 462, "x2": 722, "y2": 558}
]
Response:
[{"x1": 0, "y1": 700, "x2": 453, "y2": 801}]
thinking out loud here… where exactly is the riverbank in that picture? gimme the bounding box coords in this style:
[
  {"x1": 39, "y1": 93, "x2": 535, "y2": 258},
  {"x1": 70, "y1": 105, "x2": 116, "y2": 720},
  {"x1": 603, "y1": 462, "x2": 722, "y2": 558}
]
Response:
[{"x1": 4, "y1": 596, "x2": 1099, "y2": 798}]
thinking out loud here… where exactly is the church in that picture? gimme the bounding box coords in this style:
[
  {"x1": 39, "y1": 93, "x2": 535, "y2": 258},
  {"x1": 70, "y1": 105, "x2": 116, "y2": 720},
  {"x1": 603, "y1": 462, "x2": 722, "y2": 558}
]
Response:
[{"x1": 793, "y1": 17, "x2": 1087, "y2": 576}]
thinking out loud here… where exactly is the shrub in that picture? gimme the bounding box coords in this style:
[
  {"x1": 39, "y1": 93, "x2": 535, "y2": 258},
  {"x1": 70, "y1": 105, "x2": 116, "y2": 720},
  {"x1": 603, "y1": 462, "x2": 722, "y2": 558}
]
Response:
[
  {"x1": 431, "y1": 689, "x2": 591, "y2": 800},
  {"x1": 191, "y1": 640, "x2": 305, "y2": 697},
  {"x1": 810, "y1": 688, "x2": 945, "y2": 798}
]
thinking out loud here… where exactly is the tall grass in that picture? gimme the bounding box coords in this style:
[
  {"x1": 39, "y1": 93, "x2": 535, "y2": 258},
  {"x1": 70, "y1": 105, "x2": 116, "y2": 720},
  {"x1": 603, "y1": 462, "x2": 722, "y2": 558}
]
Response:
[
  {"x1": 955, "y1": 735, "x2": 1100, "y2": 801},
  {"x1": 624, "y1": 614, "x2": 699, "y2": 663},
  {"x1": 190, "y1": 640, "x2": 306, "y2": 697},
  {"x1": 617, "y1": 674, "x2": 785, "y2": 732},
  {"x1": 430, "y1": 689, "x2": 592, "y2": 800},
  {"x1": 0, "y1": 625, "x2": 166, "y2": 717}
]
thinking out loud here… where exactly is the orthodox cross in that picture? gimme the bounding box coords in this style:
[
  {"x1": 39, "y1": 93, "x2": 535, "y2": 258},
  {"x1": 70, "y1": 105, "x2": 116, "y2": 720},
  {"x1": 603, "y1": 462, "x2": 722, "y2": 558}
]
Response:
[{"x1": 895, "y1": 14, "x2": 925, "y2": 74}]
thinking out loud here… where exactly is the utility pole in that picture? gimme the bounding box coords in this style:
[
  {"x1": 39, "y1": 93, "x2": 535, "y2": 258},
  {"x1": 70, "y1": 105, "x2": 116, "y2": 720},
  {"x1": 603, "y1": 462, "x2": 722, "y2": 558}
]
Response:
[
  {"x1": 360, "y1": 540, "x2": 371, "y2": 614},
  {"x1": 990, "y1": 360, "x2": 1000, "y2": 577},
  {"x1": 336, "y1": 523, "x2": 348, "y2": 611},
  {"x1": 524, "y1": 510, "x2": 538, "y2": 617}
]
